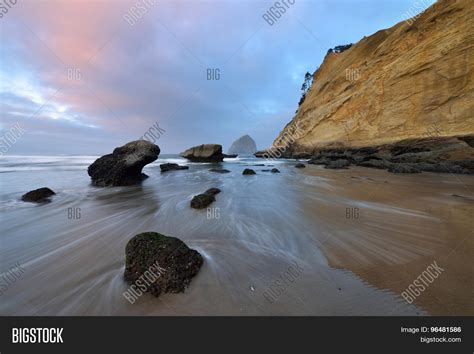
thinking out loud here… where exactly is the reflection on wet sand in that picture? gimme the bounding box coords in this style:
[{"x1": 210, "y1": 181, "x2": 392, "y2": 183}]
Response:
[{"x1": 300, "y1": 166, "x2": 473, "y2": 315}]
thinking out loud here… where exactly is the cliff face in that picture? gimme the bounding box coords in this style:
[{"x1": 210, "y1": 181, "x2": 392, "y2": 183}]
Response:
[
  {"x1": 272, "y1": 0, "x2": 474, "y2": 154},
  {"x1": 228, "y1": 135, "x2": 257, "y2": 155}
]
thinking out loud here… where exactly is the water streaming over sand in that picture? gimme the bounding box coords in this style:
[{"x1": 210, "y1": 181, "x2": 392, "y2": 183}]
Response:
[{"x1": 1, "y1": 155, "x2": 472, "y2": 315}]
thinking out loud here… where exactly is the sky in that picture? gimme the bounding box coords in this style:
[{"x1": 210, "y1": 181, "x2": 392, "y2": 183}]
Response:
[{"x1": 0, "y1": 0, "x2": 435, "y2": 155}]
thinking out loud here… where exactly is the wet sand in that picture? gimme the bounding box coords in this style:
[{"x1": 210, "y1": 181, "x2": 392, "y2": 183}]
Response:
[
  {"x1": 301, "y1": 165, "x2": 474, "y2": 315},
  {"x1": 0, "y1": 155, "x2": 472, "y2": 315}
]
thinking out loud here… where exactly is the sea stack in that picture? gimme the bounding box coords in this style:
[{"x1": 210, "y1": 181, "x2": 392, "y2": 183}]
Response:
[
  {"x1": 180, "y1": 144, "x2": 225, "y2": 162},
  {"x1": 228, "y1": 135, "x2": 257, "y2": 155},
  {"x1": 88, "y1": 140, "x2": 160, "y2": 187}
]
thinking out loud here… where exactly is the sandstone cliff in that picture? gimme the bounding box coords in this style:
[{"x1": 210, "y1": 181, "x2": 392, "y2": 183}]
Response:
[{"x1": 271, "y1": 0, "x2": 473, "y2": 155}]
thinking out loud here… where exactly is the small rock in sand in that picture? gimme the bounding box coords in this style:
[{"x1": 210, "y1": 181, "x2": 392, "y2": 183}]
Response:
[
  {"x1": 160, "y1": 163, "x2": 189, "y2": 172},
  {"x1": 209, "y1": 168, "x2": 230, "y2": 174},
  {"x1": 21, "y1": 187, "x2": 56, "y2": 203},
  {"x1": 325, "y1": 159, "x2": 350, "y2": 169},
  {"x1": 205, "y1": 188, "x2": 221, "y2": 196},
  {"x1": 388, "y1": 164, "x2": 421, "y2": 174},
  {"x1": 124, "y1": 232, "x2": 203, "y2": 297},
  {"x1": 191, "y1": 193, "x2": 215, "y2": 209},
  {"x1": 242, "y1": 168, "x2": 256, "y2": 175}
]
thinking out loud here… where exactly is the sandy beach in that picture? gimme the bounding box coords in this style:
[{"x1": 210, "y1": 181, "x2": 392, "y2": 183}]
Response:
[
  {"x1": 1, "y1": 155, "x2": 472, "y2": 315},
  {"x1": 302, "y1": 165, "x2": 473, "y2": 315}
]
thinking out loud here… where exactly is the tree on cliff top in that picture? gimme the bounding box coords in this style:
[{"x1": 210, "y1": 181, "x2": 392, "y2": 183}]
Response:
[
  {"x1": 296, "y1": 71, "x2": 314, "y2": 112},
  {"x1": 327, "y1": 43, "x2": 353, "y2": 55}
]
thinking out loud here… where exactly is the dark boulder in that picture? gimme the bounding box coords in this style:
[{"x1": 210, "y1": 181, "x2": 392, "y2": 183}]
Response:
[
  {"x1": 325, "y1": 159, "x2": 351, "y2": 169},
  {"x1": 191, "y1": 187, "x2": 221, "y2": 209},
  {"x1": 88, "y1": 140, "x2": 160, "y2": 187},
  {"x1": 204, "y1": 188, "x2": 221, "y2": 196},
  {"x1": 160, "y1": 163, "x2": 189, "y2": 173},
  {"x1": 242, "y1": 168, "x2": 256, "y2": 175},
  {"x1": 292, "y1": 152, "x2": 312, "y2": 159},
  {"x1": 296, "y1": 135, "x2": 474, "y2": 175},
  {"x1": 413, "y1": 161, "x2": 471, "y2": 175},
  {"x1": 443, "y1": 160, "x2": 474, "y2": 175},
  {"x1": 351, "y1": 147, "x2": 379, "y2": 155},
  {"x1": 388, "y1": 164, "x2": 422, "y2": 174},
  {"x1": 254, "y1": 150, "x2": 269, "y2": 158},
  {"x1": 180, "y1": 144, "x2": 225, "y2": 162},
  {"x1": 261, "y1": 168, "x2": 280, "y2": 173},
  {"x1": 389, "y1": 152, "x2": 434, "y2": 164},
  {"x1": 357, "y1": 159, "x2": 392, "y2": 170},
  {"x1": 295, "y1": 163, "x2": 306, "y2": 168},
  {"x1": 223, "y1": 154, "x2": 238, "y2": 158},
  {"x1": 191, "y1": 193, "x2": 215, "y2": 209},
  {"x1": 308, "y1": 156, "x2": 330, "y2": 165},
  {"x1": 209, "y1": 168, "x2": 230, "y2": 174},
  {"x1": 124, "y1": 232, "x2": 203, "y2": 297},
  {"x1": 21, "y1": 187, "x2": 56, "y2": 203},
  {"x1": 458, "y1": 135, "x2": 474, "y2": 148}
]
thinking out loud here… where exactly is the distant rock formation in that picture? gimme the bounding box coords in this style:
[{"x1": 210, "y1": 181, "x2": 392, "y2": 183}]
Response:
[
  {"x1": 88, "y1": 140, "x2": 160, "y2": 186},
  {"x1": 180, "y1": 144, "x2": 225, "y2": 162},
  {"x1": 263, "y1": 0, "x2": 474, "y2": 174},
  {"x1": 228, "y1": 135, "x2": 257, "y2": 155}
]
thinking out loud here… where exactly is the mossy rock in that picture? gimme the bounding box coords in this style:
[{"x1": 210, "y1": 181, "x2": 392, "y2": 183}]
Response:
[
  {"x1": 190, "y1": 193, "x2": 215, "y2": 209},
  {"x1": 124, "y1": 232, "x2": 203, "y2": 297},
  {"x1": 204, "y1": 188, "x2": 221, "y2": 196},
  {"x1": 242, "y1": 168, "x2": 256, "y2": 175}
]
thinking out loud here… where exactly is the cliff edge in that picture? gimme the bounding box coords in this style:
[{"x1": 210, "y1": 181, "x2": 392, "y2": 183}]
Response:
[{"x1": 271, "y1": 0, "x2": 473, "y2": 157}]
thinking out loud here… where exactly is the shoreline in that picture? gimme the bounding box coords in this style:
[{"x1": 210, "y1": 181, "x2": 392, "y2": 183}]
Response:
[
  {"x1": 0, "y1": 156, "x2": 472, "y2": 315},
  {"x1": 256, "y1": 135, "x2": 474, "y2": 175}
]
